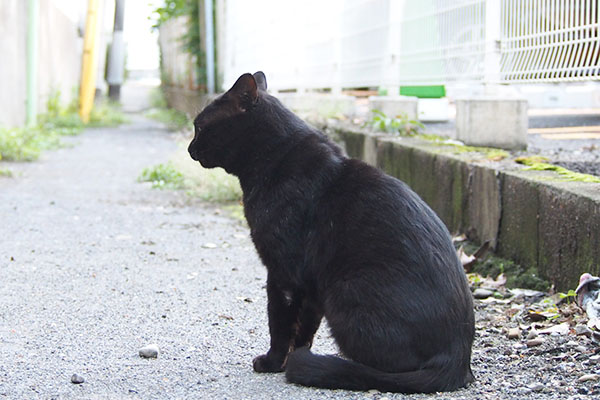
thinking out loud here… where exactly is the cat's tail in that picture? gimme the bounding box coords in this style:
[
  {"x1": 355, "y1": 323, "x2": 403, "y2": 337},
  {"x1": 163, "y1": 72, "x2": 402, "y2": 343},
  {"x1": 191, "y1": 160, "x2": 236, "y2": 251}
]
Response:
[{"x1": 285, "y1": 347, "x2": 473, "y2": 394}]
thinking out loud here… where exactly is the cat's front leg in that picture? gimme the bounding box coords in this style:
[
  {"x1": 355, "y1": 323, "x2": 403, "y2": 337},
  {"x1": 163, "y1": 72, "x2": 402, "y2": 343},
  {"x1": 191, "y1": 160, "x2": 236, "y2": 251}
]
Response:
[{"x1": 253, "y1": 277, "x2": 299, "y2": 373}]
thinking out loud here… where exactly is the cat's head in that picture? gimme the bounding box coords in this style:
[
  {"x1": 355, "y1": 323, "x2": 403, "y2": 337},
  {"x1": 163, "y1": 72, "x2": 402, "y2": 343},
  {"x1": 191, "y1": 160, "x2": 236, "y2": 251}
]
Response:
[{"x1": 188, "y1": 71, "x2": 267, "y2": 169}]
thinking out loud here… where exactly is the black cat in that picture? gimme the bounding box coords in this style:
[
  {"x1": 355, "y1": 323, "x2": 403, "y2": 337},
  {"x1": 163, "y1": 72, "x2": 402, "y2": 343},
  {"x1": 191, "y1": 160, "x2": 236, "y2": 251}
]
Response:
[{"x1": 188, "y1": 72, "x2": 475, "y2": 393}]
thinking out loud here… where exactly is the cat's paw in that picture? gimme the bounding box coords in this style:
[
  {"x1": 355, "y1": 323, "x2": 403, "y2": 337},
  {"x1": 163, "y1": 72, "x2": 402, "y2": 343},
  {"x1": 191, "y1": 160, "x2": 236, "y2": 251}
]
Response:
[{"x1": 252, "y1": 354, "x2": 284, "y2": 373}]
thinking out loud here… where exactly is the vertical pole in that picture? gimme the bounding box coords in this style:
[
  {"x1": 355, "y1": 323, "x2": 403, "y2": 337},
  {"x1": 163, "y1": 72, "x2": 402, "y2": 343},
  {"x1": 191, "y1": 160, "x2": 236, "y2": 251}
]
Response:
[
  {"x1": 79, "y1": 0, "x2": 101, "y2": 123},
  {"x1": 484, "y1": 0, "x2": 501, "y2": 91},
  {"x1": 203, "y1": 0, "x2": 215, "y2": 94},
  {"x1": 108, "y1": 0, "x2": 125, "y2": 101},
  {"x1": 26, "y1": 0, "x2": 39, "y2": 126}
]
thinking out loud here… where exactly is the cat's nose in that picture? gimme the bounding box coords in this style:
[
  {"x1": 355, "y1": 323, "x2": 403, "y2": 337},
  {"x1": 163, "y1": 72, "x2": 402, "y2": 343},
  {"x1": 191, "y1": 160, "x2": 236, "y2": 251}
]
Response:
[{"x1": 188, "y1": 140, "x2": 199, "y2": 161}]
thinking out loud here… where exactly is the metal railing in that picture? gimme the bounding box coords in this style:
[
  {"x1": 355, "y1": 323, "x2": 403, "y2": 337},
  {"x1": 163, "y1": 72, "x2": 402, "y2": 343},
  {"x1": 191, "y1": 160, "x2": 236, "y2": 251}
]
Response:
[
  {"x1": 500, "y1": 0, "x2": 600, "y2": 82},
  {"x1": 218, "y1": 0, "x2": 600, "y2": 90}
]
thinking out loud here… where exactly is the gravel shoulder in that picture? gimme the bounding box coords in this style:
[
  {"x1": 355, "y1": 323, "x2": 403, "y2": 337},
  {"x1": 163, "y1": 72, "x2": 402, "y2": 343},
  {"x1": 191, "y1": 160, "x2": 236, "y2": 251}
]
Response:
[{"x1": 0, "y1": 113, "x2": 598, "y2": 399}]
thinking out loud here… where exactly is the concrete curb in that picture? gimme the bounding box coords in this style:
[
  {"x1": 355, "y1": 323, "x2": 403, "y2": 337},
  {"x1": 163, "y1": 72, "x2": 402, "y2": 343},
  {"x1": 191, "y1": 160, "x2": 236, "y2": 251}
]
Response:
[{"x1": 327, "y1": 123, "x2": 600, "y2": 291}]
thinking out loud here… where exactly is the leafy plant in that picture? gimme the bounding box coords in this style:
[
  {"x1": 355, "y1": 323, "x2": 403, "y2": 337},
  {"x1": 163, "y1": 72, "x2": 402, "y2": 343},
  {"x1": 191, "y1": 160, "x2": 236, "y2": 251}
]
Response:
[
  {"x1": 138, "y1": 162, "x2": 185, "y2": 189},
  {"x1": 0, "y1": 126, "x2": 62, "y2": 161},
  {"x1": 364, "y1": 110, "x2": 424, "y2": 136},
  {"x1": 558, "y1": 289, "x2": 577, "y2": 303},
  {"x1": 37, "y1": 90, "x2": 84, "y2": 136}
]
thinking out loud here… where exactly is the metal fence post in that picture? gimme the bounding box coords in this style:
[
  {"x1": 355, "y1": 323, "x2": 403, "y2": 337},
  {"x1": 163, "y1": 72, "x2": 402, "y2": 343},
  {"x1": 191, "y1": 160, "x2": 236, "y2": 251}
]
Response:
[{"x1": 484, "y1": 0, "x2": 501, "y2": 91}]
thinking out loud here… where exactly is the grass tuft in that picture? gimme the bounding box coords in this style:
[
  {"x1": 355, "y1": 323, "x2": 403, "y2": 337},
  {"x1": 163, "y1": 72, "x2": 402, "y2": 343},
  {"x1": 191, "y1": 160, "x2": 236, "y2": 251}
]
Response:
[{"x1": 138, "y1": 162, "x2": 185, "y2": 189}]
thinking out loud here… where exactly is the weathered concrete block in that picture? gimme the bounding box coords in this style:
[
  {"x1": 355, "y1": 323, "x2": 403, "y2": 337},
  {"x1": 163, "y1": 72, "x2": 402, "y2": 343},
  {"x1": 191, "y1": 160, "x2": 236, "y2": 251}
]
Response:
[
  {"x1": 277, "y1": 93, "x2": 356, "y2": 117},
  {"x1": 376, "y1": 139, "x2": 412, "y2": 185},
  {"x1": 335, "y1": 129, "x2": 365, "y2": 160},
  {"x1": 496, "y1": 172, "x2": 540, "y2": 270},
  {"x1": 362, "y1": 135, "x2": 379, "y2": 167},
  {"x1": 409, "y1": 148, "x2": 437, "y2": 207},
  {"x1": 430, "y1": 155, "x2": 470, "y2": 232},
  {"x1": 537, "y1": 184, "x2": 600, "y2": 289},
  {"x1": 467, "y1": 166, "x2": 502, "y2": 249},
  {"x1": 455, "y1": 98, "x2": 528, "y2": 150},
  {"x1": 368, "y1": 96, "x2": 418, "y2": 120}
]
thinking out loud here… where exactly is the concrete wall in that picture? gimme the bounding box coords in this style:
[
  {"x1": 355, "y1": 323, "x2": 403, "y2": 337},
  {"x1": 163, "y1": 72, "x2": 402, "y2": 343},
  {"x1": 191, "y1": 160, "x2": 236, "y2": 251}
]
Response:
[
  {"x1": 38, "y1": 0, "x2": 82, "y2": 111},
  {"x1": 0, "y1": 1, "x2": 28, "y2": 127},
  {"x1": 158, "y1": 17, "x2": 196, "y2": 89},
  {"x1": 0, "y1": 0, "x2": 82, "y2": 128},
  {"x1": 163, "y1": 86, "x2": 216, "y2": 118}
]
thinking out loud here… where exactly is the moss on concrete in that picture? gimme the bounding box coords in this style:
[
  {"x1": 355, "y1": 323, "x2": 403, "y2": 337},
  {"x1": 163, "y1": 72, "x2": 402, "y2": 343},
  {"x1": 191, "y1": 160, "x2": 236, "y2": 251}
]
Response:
[
  {"x1": 415, "y1": 134, "x2": 510, "y2": 161},
  {"x1": 516, "y1": 157, "x2": 600, "y2": 183}
]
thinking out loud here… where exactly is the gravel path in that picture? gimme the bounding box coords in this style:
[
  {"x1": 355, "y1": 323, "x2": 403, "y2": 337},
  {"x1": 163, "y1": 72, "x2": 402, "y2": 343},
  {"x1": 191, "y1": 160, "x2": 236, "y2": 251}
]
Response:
[{"x1": 1, "y1": 107, "x2": 598, "y2": 399}]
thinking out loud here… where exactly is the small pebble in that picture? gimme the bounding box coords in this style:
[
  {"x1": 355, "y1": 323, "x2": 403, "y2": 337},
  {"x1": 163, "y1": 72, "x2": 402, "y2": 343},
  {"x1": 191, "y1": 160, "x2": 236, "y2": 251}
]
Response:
[
  {"x1": 507, "y1": 327, "x2": 521, "y2": 339},
  {"x1": 578, "y1": 374, "x2": 599, "y2": 383},
  {"x1": 202, "y1": 243, "x2": 217, "y2": 249},
  {"x1": 527, "y1": 338, "x2": 544, "y2": 347},
  {"x1": 473, "y1": 288, "x2": 494, "y2": 299},
  {"x1": 575, "y1": 325, "x2": 592, "y2": 337},
  {"x1": 527, "y1": 382, "x2": 545, "y2": 392},
  {"x1": 139, "y1": 343, "x2": 160, "y2": 359},
  {"x1": 527, "y1": 330, "x2": 538, "y2": 340},
  {"x1": 71, "y1": 374, "x2": 85, "y2": 384}
]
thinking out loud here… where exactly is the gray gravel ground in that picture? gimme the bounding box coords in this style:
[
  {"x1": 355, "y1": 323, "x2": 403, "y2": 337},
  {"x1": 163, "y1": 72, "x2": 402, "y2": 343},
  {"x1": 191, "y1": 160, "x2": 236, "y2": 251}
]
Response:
[{"x1": 1, "y1": 101, "x2": 599, "y2": 399}]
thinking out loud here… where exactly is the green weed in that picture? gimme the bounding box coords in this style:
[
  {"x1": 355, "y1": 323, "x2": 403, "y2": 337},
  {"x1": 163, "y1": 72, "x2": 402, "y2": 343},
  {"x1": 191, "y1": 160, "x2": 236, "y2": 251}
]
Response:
[
  {"x1": 558, "y1": 289, "x2": 577, "y2": 303},
  {"x1": 138, "y1": 162, "x2": 185, "y2": 190},
  {"x1": 365, "y1": 110, "x2": 424, "y2": 136},
  {"x1": 88, "y1": 101, "x2": 129, "y2": 127},
  {"x1": 0, "y1": 168, "x2": 13, "y2": 177},
  {"x1": 0, "y1": 126, "x2": 62, "y2": 161}
]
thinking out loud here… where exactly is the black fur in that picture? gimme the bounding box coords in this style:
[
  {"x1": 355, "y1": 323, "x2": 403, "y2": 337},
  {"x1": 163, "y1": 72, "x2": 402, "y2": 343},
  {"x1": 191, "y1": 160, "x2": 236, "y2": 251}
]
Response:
[{"x1": 188, "y1": 72, "x2": 475, "y2": 393}]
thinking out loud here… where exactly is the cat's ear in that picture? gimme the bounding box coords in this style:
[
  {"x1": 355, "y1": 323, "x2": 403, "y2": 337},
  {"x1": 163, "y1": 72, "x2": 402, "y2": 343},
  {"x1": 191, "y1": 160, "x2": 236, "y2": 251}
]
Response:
[
  {"x1": 253, "y1": 71, "x2": 267, "y2": 91},
  {"x1": 228, "y1": 73, "x2": 258, "y2": 111}
]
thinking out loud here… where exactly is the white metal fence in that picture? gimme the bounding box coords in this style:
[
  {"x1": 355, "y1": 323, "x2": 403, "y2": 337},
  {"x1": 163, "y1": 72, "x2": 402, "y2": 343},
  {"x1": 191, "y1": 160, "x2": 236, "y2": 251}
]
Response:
[
  {"x1": 221, "y1": 0, "x2": 600, "y2": 91},
  {"x1": 500, "y1": 0, "x2": 600, "y2": 82}
]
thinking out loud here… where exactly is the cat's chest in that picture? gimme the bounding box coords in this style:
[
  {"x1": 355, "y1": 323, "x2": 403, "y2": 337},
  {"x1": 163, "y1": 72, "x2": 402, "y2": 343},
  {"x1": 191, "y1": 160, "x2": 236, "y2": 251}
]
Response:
[{"x1": 244, "y1": 194, "x2": 309, "y2": 273}]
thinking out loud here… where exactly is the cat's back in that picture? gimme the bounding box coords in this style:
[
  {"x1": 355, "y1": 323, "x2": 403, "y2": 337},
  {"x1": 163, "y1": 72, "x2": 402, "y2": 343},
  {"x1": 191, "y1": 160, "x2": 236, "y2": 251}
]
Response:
[{"x1": 316, "y1": 157, "x2": 465, "y2": 285}]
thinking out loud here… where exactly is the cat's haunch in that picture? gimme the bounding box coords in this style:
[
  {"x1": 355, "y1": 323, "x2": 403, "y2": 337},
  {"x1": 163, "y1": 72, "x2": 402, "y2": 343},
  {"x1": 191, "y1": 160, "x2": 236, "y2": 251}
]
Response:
[{"x1": 188, "y1": 72, "x2": 475, "y2": 394}]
